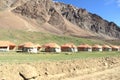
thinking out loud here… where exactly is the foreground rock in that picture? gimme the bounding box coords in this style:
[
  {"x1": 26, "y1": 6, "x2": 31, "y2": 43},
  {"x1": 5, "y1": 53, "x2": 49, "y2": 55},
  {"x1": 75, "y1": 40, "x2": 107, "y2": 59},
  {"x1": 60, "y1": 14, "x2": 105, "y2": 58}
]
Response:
[{"x1": 18, "y1": 64, "x2": 38, "y2": 80}]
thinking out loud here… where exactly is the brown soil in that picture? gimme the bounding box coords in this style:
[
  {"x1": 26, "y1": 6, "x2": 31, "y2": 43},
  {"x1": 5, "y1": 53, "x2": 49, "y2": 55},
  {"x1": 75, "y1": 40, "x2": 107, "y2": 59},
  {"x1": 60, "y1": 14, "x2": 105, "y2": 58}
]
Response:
[{"x1": 0, "y1": 57, "x2": 120, "y2": 80}]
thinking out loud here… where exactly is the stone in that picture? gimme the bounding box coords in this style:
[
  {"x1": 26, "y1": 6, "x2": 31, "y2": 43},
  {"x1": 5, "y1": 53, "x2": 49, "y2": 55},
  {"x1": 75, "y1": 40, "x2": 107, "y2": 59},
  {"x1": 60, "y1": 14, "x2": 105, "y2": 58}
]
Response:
[{"x1": 18, "y1": 64, "x2": 38, "y2": 80}]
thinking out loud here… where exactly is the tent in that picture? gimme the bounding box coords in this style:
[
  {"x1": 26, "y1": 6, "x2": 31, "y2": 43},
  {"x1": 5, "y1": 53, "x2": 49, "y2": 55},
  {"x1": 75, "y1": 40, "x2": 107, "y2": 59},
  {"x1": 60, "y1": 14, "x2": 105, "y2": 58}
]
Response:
[
  {"x1": 61, "y1": 43, "x2": 77, "y2": 52},
  {"x1": 0, "y1": 41, "x2": 16, "y2": 52},
  {"x1": 18, "y1": 42, "x2": 40, "y2": 53},
  {"x1": 102, "y1": 45, "x2": 112, "y2": 51},
  {"x1": 92, "y1": 44, "x2": 102, "y2": 51},
  {"x1": 43, "y1": 43, "x2": 61, "y2": 52},
  {"x1": 77, "y1": 44, "x2": 92, "y2": 52},
  {"x1": 110, "y1": 45, "x2": 119, "y2": 51}
]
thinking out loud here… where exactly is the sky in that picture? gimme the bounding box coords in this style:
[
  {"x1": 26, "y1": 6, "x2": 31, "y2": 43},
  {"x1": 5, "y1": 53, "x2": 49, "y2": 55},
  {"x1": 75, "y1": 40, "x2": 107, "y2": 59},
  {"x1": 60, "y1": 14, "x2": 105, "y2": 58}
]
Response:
[{"x1": 54, "y1": 0, "x2": 120, "y2": 26}]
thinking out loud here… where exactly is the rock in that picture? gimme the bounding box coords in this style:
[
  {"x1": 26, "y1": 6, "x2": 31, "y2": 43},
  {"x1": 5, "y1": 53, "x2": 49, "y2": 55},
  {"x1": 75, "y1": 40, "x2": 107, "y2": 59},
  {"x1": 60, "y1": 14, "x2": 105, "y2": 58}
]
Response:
[
  {"x1": 13, "y1": 0, "x2": 53, "y2": 24},
  {"x1": 0, "y1": 0, "x2": 26, "y2": 10},
  {"x1": 18, "y1": 64, "x2": 38, "y2": 80},
  {"x1": 44, "y1": 72, "x2": 49, "y2": 75}
]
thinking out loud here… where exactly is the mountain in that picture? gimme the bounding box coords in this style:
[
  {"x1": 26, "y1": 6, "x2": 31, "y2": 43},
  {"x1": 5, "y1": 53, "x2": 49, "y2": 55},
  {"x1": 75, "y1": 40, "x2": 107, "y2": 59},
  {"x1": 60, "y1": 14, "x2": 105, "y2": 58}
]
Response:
[
  {"x1": 54, "y1": 2, "x2": 120, "y2": 38},
  {"x1": 0, "y1": 0, "x2": 120, "y2": 39}
]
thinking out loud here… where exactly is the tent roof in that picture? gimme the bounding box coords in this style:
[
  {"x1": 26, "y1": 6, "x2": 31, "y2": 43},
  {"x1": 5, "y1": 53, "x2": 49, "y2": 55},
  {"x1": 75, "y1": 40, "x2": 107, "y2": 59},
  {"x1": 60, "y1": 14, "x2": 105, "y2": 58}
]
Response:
[
  {"x1": 43, "y1": 43, "x2": 60, "y2": 48},
  {"x1": 61, "y1": 43, "x2": 76, "y2": 48},
  {"x1": 0, "y1": 41, "x2": 16, "y2": 47},
  {"x1": 110, "y1": 45, "x2": 119, "y2": 49},
  {"x1": 78, "y1": 44, "x2": 92, "y2": 48},
  {"x1": 19, "y1": 42, "x2": 37, "y2": 48},
  {"x1": 92, "y1": 44, "x2": 102, "y2": 48},
  {"x1": 102, "y1": 45, "x2": 111, "y2": 48}
]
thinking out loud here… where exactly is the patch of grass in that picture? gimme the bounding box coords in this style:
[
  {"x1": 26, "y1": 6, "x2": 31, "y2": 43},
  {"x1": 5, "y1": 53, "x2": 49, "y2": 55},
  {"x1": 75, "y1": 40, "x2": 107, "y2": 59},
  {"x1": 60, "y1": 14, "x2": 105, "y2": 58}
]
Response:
[
  {"x1": 0, "y1": 29, "x2": 109, "y2": 45},
  {"x1": 0, "y1": 51, "x2": 120, "y2": 63},
  {"x1": 0, "y1": 29, "x2": 118, "y2": 63},
  {"x1": 106, "y1": 40, "x2": 120, "y2": 45}
]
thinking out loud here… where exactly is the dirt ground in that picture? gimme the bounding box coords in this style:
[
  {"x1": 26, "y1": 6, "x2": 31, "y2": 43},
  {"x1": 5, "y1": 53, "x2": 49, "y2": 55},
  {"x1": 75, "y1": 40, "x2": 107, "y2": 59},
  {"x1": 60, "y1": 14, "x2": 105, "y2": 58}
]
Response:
[{"x1": 0, "y1": 57, "x2": 120, "y2": 80}]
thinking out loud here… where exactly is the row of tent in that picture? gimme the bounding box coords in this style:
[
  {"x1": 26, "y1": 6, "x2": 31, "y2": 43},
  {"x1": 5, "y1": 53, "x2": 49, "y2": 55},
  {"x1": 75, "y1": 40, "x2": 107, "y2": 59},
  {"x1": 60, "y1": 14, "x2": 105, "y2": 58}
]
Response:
[{"x1": 0, "y1": 41, "x2": 120, "y2": 53}]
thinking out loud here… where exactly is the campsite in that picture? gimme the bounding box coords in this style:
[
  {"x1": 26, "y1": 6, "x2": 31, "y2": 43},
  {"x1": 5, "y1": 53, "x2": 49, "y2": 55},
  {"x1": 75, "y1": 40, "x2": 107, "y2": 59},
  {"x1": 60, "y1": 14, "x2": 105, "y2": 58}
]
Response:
[
  {"x1": 0, "y1": 40, "x2": 120, "y2": 53},
  {"x1": 0, "y1": 41, "x2": 120, "y2": 80},
  {"x1": 1, "y1": 0, "x2": 120, "y2": 79},
  {"x1": 0, "y1": 40, "x2": 120, "y2": 80},
  {"x1": 0, "y1": 32, "x2": 120, "y2": 80}
]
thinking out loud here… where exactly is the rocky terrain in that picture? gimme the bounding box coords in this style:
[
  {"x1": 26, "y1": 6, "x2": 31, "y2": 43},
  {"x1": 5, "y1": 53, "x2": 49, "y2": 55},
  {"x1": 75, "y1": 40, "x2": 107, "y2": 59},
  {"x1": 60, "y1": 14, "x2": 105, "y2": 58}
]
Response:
[
  {"x1": 0, "y1": 0, "x2": 120, "y2": 39},
  {"x1": 1, "y1": 57, "x2": 120, "y2": 80},
  {"x1": 55, "y1": 2, "x2": 120, "y2": 38},
  {"x1": 0, "y1": 0, "x2": 30, "y2": 10}
]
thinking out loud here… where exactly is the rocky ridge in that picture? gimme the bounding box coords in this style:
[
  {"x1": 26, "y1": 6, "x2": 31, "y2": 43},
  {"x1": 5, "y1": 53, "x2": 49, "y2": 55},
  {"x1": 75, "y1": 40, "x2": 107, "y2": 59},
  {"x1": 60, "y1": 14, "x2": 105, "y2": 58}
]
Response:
[{"x1": 54, "y1": 2, "x2": 120, "y2": 38}]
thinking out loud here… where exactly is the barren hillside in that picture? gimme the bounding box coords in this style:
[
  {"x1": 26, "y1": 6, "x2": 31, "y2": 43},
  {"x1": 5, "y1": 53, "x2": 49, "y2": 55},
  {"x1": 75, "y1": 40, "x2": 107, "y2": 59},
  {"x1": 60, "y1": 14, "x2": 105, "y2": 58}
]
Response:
[{"x1": 0, "y1": 0, "x2": 120, "y2": 39}]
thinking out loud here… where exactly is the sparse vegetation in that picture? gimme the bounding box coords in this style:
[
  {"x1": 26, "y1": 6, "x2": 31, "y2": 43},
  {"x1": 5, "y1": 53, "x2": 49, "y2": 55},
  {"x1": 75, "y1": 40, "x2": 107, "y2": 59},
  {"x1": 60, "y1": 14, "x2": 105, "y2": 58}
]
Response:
[
  {"x1": 0, "y1": 29, "x2": 109, "y2": 45},
  {"x1": 0, "y1": 51, "x2": 120, "y2": 63},
  {"x1": 0, "y1": 29, "x2": 119, "y2": 63}
]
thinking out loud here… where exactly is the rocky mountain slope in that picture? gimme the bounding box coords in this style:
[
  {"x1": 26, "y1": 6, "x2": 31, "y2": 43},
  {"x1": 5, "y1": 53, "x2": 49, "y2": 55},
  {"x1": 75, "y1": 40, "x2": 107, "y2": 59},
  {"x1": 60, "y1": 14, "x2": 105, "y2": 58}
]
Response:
[
  {"x1": 0, "y1": 0, "x2": 30, "y2": 10},
  {"x1": 55, "y1": 2, "x2": 120, "y2": 38},
  {"x1": 0, "y1": 0, "x2": 120, "y2": 39}
]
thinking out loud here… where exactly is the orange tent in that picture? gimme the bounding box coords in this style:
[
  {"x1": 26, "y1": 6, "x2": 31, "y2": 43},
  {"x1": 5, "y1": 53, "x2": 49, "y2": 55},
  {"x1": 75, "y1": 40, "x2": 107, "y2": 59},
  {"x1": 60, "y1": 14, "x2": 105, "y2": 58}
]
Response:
[
  {"x1": 110, "y1": 45, "x2": 119, "y2": 51},
  {"x1": 18, "y1": 42, "x2": 41, "y2": 53},
  {"x1": 61, "y1": 43, "x2": 76, "y2": 48},
  {"x1": 92, "y1": 44, "x2": 102, "y2": 51},
  {"x1": 102, "y1": 45, "x2": 111, "y2": 49},
  {"x1": 92, "y1": 44, "x2": 102, "y2": 48},
  {"x1": 18, "y1": 42, "x2": 35, "y2": 48},
  {"x1": 61, "y1": 43, "x2": 77, "y2": 52},
  {"x1": 102, "y1": 45, "x2": 111, "y2": 51},
  {"x1": 43, "y1": 43, "x2": 61, "y2": 52},
  {"x1": 78, "y1": 44, "x2": 92, "y2": 48},
  {"x1": 43, "y1": 43, "x2": 60, "y2": 48},
  {"x1": 77, "y1": 44, "x2": 92, "y2": 51},
  {"x1": 0, "y1": 41, "x2": 16, "y2": 50},
  {"x1": 18, "y1": 42, "x2": 41, "y2": 48},
  {"x1": 111, "y1": 45, "x2": 119, "y2": 49}
]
